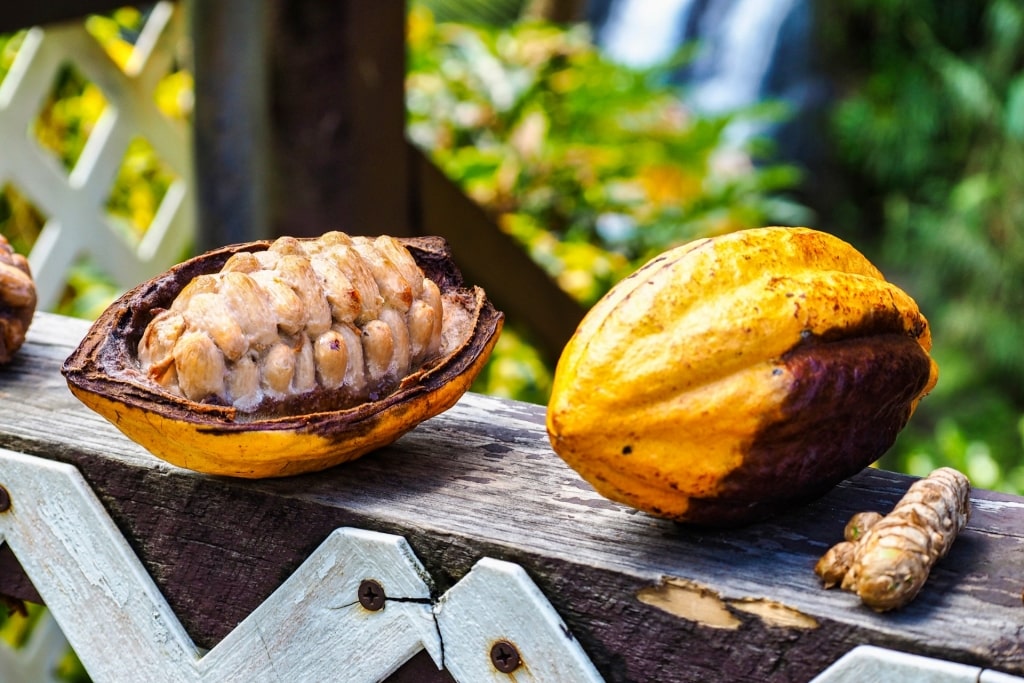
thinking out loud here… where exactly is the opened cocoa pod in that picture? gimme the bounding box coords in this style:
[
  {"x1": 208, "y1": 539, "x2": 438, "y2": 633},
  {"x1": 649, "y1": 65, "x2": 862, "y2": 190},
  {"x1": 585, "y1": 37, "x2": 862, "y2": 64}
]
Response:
[{"x1": 63, "y1": 232, "x2": 503, "y2": 478}]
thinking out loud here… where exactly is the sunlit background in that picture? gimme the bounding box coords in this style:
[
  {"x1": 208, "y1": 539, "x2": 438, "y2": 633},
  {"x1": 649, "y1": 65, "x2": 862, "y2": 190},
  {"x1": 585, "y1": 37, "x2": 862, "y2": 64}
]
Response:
[
  {"x1": 2, "y1": 1, "x2": 1023, "y2": 678},
  {"x1": 408, "y1": 0, "x2": 1024, "y2": 495}
]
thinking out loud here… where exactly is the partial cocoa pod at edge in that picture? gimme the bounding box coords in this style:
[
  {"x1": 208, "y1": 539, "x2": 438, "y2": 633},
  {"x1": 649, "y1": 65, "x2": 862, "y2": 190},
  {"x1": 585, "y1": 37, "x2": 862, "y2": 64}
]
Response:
[
  {"x1": 62, "y1": 234, "x2": 503, "y2": 478},
  {"x1": 0, "y1": 235, "x2": 36, "y2": 365},
  {"x1": 545, "y1": 226, "x2": 938, "y2": 526}
]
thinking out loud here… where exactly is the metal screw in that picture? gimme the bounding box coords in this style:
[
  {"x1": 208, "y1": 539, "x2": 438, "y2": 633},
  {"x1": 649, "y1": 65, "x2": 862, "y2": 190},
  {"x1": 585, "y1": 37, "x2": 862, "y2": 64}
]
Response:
[
  {"x1": 490, "y1": 640, "x2": 522, "y2": 674},
  {"x1": 0, "y1": 485, "x2": 10, "y2": 513},
  {"x1": 358, "y1": 579, "x2": 385, "y2": 611}
]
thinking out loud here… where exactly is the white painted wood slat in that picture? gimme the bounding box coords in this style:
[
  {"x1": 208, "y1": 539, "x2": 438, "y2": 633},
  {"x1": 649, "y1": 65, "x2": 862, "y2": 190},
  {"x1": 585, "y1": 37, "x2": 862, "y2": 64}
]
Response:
[
  {"x1": 0, "y1": 3, "x2": 194, "y2": 310},
  {"x1": 811, "y1": 645, "x2": 1024, "y2": 683},
  {"x1": 0, "y1": 447, "x2": 604, "y2": 682}
]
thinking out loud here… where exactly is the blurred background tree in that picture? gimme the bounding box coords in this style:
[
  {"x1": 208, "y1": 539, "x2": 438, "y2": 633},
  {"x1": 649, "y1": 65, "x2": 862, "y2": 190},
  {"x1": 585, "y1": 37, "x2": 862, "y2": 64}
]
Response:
[
  {"x1": 817, "y1": 0, "x2": 1024, "y2": 490},
  {"x1": 407, "y1": 3, "x2": 809, "y2": 401}
]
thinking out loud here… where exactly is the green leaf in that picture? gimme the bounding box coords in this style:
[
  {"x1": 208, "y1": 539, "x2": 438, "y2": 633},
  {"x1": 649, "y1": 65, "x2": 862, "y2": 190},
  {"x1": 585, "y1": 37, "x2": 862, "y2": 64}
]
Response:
[{"x1": 1004, "y1": 74, "x2": 1024, "y2": 141}]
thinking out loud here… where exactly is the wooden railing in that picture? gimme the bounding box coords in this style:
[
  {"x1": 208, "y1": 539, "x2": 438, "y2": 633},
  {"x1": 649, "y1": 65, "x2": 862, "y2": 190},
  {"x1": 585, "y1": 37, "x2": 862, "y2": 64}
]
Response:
[{"x1": 1, "y1": 313, "x2": 1023, "y2": 682}]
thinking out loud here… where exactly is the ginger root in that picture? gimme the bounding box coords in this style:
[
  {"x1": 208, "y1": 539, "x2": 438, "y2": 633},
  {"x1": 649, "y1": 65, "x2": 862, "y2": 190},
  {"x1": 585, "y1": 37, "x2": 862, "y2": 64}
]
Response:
[{"x1": 815, "y1": 467, "x2": 970, "y2": 611}]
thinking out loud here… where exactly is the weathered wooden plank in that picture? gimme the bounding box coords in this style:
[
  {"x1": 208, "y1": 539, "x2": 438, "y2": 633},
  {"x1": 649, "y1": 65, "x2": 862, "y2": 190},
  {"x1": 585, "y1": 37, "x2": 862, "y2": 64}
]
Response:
[{"x1": 1, "y1": 312, "x2": 1023, "y2": 682}]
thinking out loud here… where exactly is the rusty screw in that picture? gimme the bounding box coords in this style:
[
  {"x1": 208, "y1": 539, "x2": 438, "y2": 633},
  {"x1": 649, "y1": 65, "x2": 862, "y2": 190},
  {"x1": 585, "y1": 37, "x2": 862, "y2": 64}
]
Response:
[
  {"x1": 490, "y1": 640, "x2": 522, "y2": 674},
  {"x1": 358, "y1": 579, "x2": 385, "y2": 611},
  {"x1": 0, "y1": 485, "x2": 10, "y2": 513}
]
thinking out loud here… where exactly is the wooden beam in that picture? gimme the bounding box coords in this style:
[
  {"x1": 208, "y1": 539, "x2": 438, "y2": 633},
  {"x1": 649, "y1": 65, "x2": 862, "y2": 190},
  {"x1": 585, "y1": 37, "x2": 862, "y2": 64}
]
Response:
[
  {"x1": 410, "y1": 145, "x2": 585, "y2": 361},
  {"x1": 190, "y1": 0, "x2": 411, "y2": 247},
  {"x1": 521, "y1": 0, "x2": 587, "y2": 23},
  {"x1": 1, "y1": 313, "x2": 1023, "y2": 681}
]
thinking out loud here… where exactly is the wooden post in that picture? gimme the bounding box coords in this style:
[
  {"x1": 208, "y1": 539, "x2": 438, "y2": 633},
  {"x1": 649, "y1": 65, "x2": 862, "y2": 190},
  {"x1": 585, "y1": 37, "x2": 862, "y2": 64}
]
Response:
[
  {"x1": 265, "y1": 0, "x2": 411, "y2": 239},
  {"x1": 190, "y1": 0, "x2": 274, "y2": 251}
]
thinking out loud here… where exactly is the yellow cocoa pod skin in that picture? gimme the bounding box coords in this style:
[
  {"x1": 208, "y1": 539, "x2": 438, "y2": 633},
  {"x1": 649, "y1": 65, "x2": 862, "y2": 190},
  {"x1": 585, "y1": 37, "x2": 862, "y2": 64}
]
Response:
[
  {"x1": 546, "y1": 227, "x2": 938, "y2": 526},
  {"x1": 62, "y1": 234, "x2": 502, "y2": 478}
]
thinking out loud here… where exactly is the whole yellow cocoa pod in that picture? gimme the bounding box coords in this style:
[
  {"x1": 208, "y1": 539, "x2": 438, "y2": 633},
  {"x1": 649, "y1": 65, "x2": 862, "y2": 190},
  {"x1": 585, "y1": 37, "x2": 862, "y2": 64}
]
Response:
[{"x1": 546, "y1": 227, "x2": 938, "y2": 526}]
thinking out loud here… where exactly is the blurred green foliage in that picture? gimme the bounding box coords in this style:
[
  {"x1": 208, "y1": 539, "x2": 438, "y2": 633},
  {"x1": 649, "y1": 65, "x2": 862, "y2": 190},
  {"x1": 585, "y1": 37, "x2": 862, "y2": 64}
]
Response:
[
  {"x1": 409, "y1": 1, "x2": 1024, "y2": 495},
  {"x1": 407, "y1": 4, "x2": 808, "y2": 400},
  {"x1": 416, "y1": 0, "x2": 527, "y2": 25},
  {"x1": 0, "y1": 0, "x2": 1022, "y2": 676},
  {"x1": 408, "y1": 6, "x2": 806, "y2": 275},
  {"x1": 819, "y1": 0, "x2": 1024, "y2": 492},
  {"x1": 0, "y1": 603, "x2": 88, "y2": 682}
]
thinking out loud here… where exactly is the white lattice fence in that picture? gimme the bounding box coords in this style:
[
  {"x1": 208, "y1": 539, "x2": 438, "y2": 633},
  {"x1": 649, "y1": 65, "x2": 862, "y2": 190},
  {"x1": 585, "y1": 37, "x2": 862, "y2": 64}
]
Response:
[
  {"x1": 1, "y1": 6, "x2": 192, "y2": 680},
  {"x1": 0, "y1": 2, "x2": 194, "y2": 310}
]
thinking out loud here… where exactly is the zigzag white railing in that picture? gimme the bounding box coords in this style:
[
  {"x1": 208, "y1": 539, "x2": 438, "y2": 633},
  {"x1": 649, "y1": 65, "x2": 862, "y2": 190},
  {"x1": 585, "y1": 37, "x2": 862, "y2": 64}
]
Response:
[
  {"x1": 0, "y1": 447, "x2": 604, "y2": 682},
  {"x1": 0, "y1": 610, "x2": 70, "y2": 683},
  {"x1": 0, "y1": 3, "x2": 194, "y2": 310}
]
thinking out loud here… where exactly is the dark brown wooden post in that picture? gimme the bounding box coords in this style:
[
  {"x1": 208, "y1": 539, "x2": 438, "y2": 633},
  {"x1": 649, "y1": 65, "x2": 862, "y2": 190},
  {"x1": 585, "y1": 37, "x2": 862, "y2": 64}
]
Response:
[
  {"x1": 190, "y1": 0, "x2": 411, "y2": 246},
  {"x1": 265, "y1": 0, "x2": 412, "y2": 239},
  {"x1": 260, "y1": 0, "x2": 585, "y2": 357},
  {"x1": 191, "y1": 0, "x2": 275, "y2": 251}
]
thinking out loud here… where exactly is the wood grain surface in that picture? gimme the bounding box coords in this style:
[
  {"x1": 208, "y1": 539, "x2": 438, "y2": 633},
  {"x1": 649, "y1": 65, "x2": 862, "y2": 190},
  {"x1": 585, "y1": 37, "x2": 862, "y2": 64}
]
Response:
[{"x1": 1, "y1": 312, "x2": 1022, "y2": 682}]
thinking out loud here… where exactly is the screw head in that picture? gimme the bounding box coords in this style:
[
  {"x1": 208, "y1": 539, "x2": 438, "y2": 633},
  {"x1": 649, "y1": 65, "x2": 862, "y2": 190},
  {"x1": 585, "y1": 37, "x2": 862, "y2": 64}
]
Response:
[
  {"x1": 358, "y1": 579, "x2": 385, "y2": 611},
  {"x1": 0, "y1": 485, "x2": 10, "y2": 513},
  {"x1": 490, "y1": 640, "x2": 522, "y2": 674}
]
